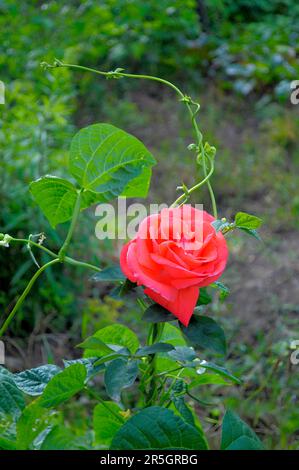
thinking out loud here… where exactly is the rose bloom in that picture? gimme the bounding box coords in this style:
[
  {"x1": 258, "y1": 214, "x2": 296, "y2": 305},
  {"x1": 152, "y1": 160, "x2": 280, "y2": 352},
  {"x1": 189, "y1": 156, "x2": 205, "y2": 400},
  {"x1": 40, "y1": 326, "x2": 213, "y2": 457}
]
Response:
[{"x1": 120, "y1": 205, "x2": 228, "y2": 326}]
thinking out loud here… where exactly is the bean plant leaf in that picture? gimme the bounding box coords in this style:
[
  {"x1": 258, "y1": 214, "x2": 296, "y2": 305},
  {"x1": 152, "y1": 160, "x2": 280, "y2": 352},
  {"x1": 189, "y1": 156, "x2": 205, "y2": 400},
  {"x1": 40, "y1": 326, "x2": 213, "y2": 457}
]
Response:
[
  {"x1": 181, "y1": 315, "x2": 227, "y2": 355},
  {"x1": 83, "y1": 324, "x2": 139, "y2": 357},
  {"x1": 93, "y1": 401, "x2": 124, "y2": 447},
  {"x1": 111, "y1": 406, "x2": 208, "y2": 450},
  {"x1": 221, "y1": 410, "x2": 264, "y2": 450},
  {"x1": 0, "y1": 373, "x2": 25, "y2": 419},
  {"x1": 167, "y1": 346, "x2": 197, "y2": 363},
  {"x1": 197, "y1": 362, "x2": 241, "y2": 385},
  {"x1": 234, "y1": 212, "x2": 262, "y2": 230},
  {"x1": 39, "y1": 364, "x2": 86, "y2": 408},
  {"x1": 29, "y1": 176, "x2": 98, "y2": 228},
  {"x1": 77, "y1": 337, "x2": 114, "y2": 355},
  {"x1": 122, "y1": 166, "x2": 153, "y2": 198},
  {"x1": 40, "y1": 425, "x2": 90, "y2": 450},
  {"x1": 63, "y1": 358, "x2": 105, "y2": 381},
  {"x1": 16, "y1": 401, "x2": 54, "y2": 450},
  {"x1": 104, "y1": 358, "x2": 139, "y2": 401},
  {"x1": 238, "y1": 227, "x2": 262, "y2": 241},
  {"x1": 14, "y1": 365, "x2": 61, "y2": 396},
  {"x1": 69, "y1": 123, "x2": 156, "y2": 198}
]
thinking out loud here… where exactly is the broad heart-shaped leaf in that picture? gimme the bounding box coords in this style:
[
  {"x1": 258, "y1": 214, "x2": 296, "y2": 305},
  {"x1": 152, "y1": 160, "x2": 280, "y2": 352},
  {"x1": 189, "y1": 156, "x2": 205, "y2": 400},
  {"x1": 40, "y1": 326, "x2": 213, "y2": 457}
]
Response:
[
  {"x1": 121, "y1": 166, "x2": 152, "y2": 198},
  {"x1": 181, "y1": 315, "x2": 227, "y2": 355},
  {"x1": 234, "y1": 211, "x2": 262, "y2": 230},
  {"x1": 83, "y1": 324, "x2": 139, "y2": 358},
  {"x1": 69, "y1": 123, "x2": 156, "y2": 197},
  {"x1": 14, "y1": 365, "x2": 61, "y2": 396},
  {"x1": 29, "y1": 176, "x2": 98, "y2": 228},
  {"x1": 93, "y1": 401, "x2": 124, "y2": 447},
  {"x1": 221, "y1": 410, "x2": 264, "y2": 450},
  {"x1": 39, "y1": 363, "x2": 86, "y2": 408},
  {"x1": 111, "y1": 406, "x2": 208, "y2": 450},
  {"x1": 104, "y1": 358, "x2": 139, "y2": 402},
  {"x1": 0, "y1": 373, "x2": 25, "y2": 419},
  {"x1": 16, "y1": 401, "x2": 55, "y2": 450}
]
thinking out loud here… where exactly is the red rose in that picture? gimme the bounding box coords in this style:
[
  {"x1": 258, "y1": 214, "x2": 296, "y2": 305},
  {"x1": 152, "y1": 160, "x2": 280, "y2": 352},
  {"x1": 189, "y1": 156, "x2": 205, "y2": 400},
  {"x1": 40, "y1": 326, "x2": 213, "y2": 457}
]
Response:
[{"x1": 120, "y1": 205, "x2": 228, "y2": 326}]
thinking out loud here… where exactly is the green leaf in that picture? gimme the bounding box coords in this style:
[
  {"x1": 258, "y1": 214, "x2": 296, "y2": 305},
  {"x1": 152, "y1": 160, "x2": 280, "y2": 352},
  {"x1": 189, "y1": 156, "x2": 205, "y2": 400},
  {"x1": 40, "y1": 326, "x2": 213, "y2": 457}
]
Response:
[
  {"x1": 0, "y1": 374, "x2": 25, "y2": 419},
  {"x1": 29, "y1": 176, "x2": 98, "y2": 228},
  {"x1": 83, "y1": 324, "x2": 139, "y2": 357},
  {"x1": 16, "y1": 401, "x2": 54, "y2": 450},
  {"x1": 137, "y1": 343, "x2": 174, "y2": 356},
  {"x1": 197, "y1": 362, "x2": 241, "y2": 385},
  {"x1": 238, "y1": 227, "x2": 262, "y2": 241},
  {"x1": 93, "y1": 402, "x2": 124, "y2": 447},
  {"x1": 14, "y1": 365, "x2": 61, "y2": 396},
  {"x1": 221, "y1": 410, "x2": 264, "y2": 450},
  {"x1": 40, "y1": 364, "x2": 86, "y2": 408},
  {"x1": 155, "y1": 324, "x2": 187, "y2": 374},
  {"x1": 111, "y1": 406, "x2": 208, "y2": 450},
  {"x1": 142, "y1": 303, "x2": 174, "y2": 323},
  {"x1": 63, "y1": 358, "x2": 105, "y2": 380},
  {"x1": 170, "y1": 380, "x2": 195, "y2": 427},
  {"x1": 167, "y1": 346, "x2": 196, "y2": 363},
  {"x1": 69, "y1": 123, "x2": 156, "y2": 199},
  {"x1": 122, "y1": 166, "x2": 153, "y2": 198},
  {"x1": 235, "y1": 212, "x2": 262, "y2": 230},
  {"x1": 92, "y1": 265, "x2": 125, "y2": 282},
  {"x1": 77, "y1": 337, "x2": 115, "y2": 355},
  {"x1": 40, "y1": 426, "x2": 89, "y2": 450},
  {"x1": 197, "y1": 288, "x2": 212, "y2": 306},
  {"x1": 104, "y1": 359, "x2": 139, "y2": 401},
  {"x1": 94, "y1": 349, "x2": 130, "y2": 367},
  {"x1": 172, "y1": 397, "x2": 195, "y2": 427},
  {"x1": 181, "y1": 315, "x2": 227, "y2": 355},
  {"x1": 189, "y1": 373, "x2": 232, "y2": 388}
]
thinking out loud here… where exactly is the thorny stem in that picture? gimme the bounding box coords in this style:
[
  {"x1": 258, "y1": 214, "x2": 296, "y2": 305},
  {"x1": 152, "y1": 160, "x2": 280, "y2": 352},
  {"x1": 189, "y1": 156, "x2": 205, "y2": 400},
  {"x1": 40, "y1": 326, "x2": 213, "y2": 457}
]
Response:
[{"x1": 43, "y1": 59, "x2": 218, "y2": 217}]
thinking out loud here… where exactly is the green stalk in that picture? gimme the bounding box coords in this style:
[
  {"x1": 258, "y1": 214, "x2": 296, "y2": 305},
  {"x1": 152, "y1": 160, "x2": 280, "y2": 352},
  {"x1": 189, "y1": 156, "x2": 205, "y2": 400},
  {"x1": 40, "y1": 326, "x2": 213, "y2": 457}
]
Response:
[
  {"x1": 0, "y1": 258, "x2": 60, "y2": 338},
  {"x1": 58, "y1": 189, "x2": 82, "y2": 260},
  {"x1": 145, "y1": 322, "x2": 165, "y2": 407},
  {"x1": 10, "y1": 237, "x2": 102, "y2": 273}
]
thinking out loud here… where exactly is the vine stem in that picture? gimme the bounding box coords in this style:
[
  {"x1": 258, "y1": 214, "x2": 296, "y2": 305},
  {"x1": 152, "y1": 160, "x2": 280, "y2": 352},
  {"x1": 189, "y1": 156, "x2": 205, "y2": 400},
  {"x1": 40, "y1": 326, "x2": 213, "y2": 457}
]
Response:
[
  {"x1": 59, "y1": 189, "x2": 82, "y2": 259},
  {"x1": 10, "y1": 238, "x2": 102, "y2": 273},
  {"x1": 45, "y1": 60, "x2": 218, "y2": 217},
  {"x1": 0, "y1": 258, "x2": 61, "y2": 338}
]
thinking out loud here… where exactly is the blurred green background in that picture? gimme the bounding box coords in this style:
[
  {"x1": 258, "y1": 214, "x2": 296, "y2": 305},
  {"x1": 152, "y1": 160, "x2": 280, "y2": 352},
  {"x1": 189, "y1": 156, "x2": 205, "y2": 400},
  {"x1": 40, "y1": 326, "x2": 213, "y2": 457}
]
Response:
[{"x1": 0, "y1": 0, "x2": 298, "y2": 449}]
